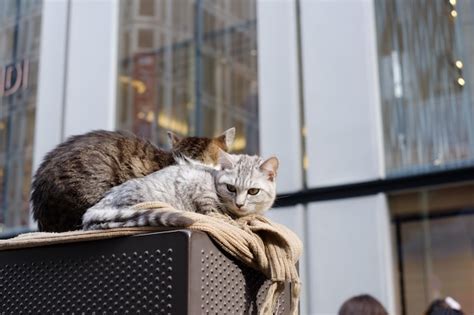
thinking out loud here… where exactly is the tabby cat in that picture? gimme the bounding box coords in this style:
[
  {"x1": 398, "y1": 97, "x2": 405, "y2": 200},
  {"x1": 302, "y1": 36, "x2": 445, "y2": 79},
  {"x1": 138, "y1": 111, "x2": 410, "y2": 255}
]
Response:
[
  {"x1": 82, "y1": 150, "x2": 279, "y2": 230},
  {"x1": 31, "y1": 128, "x2": 235, "y2": 232}
]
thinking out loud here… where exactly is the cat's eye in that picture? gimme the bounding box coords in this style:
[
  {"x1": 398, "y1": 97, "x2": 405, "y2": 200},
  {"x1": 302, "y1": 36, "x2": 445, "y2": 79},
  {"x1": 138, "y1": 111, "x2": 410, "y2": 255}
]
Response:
[
  {"x1": 226, "y1": 184, "x2": 236, "y2": 193},
  {"x1": 248, "y1": 188, "x2": 260, "y2": 195}
]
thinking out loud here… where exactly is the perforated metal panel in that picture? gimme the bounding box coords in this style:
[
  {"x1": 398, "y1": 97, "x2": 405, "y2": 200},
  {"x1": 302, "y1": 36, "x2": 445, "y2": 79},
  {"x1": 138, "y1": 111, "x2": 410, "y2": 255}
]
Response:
[
  {"x1": 0, "y1": 230, "x2": 294, "y2": 314},
  {"x1": 196, "y1": 247, "x2": 288, "y2": 314},
  {"x1": 1, "y1": 249, "x2": 176, "y2": 314}
]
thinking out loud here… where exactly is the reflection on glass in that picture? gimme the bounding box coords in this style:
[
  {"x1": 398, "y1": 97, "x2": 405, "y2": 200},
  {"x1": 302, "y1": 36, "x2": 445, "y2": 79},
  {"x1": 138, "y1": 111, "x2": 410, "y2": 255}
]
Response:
[
  {"x1": 0, "y1": 0, "x2": 42, "y2": 230},
  {"x1": 117, "y1": 0, "x2": 259, "y2": 153},
  {"x1": 375, "y1": 0, "x2": 474, "y2": 176},
  {"x1": 390, "y1": 183, "x2": 474, "y2": 315}
]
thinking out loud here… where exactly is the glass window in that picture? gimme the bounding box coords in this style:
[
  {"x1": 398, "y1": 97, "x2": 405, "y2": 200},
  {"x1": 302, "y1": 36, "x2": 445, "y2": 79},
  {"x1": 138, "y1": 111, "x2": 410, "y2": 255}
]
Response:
[
  {"x1": 0, "y1": 0, "x2": 42, "y2": 231},
  {"x1": 138, "y1": 28, "x2": 154, "y2": 50},
  {"x1": 390, "y1": 183, "x2": 474, "y2": 315},
  {"x1": 117, "y1": 0, "x2": 259, "y2": 153},
  {"x1": 375, "y1": 0, "x2": 474, "y2": 176},
  {"x1": 139, "y1": 0, "x2": 155, "y2": 17}
]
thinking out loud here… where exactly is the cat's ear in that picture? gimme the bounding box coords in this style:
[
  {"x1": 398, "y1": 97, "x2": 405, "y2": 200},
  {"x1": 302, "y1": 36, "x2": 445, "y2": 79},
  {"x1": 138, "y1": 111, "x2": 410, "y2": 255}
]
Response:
[
  {"x1": 216, "y1": 127, "x2": 235, "y2": 150},
  {"x1": 259, "y1": 157, "x2": 279, "y2": 181},
  {"x1": 218, "y1": 148, "x2": 234, "y2": 169},
  {"x1": 167, "y1": 131, "x2": 182, "y2": 147}
]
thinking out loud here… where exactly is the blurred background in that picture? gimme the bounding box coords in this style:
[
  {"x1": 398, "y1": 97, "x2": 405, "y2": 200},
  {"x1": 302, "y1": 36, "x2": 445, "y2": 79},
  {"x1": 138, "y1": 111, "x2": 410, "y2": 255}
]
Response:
[{"x1": 0, "y1": 0, "x2": 473, "y2": 314}]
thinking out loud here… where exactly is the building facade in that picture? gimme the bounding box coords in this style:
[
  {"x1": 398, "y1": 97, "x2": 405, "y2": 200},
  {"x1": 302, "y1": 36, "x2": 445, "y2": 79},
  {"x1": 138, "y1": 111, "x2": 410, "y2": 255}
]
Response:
[{"x1": 0, "y1": 0, "x2": 473, "y2": 314}]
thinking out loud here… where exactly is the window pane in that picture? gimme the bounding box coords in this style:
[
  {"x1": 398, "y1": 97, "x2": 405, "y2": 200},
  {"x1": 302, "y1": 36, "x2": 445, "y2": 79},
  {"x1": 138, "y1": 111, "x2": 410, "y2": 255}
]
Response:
[
  {"x1": 390, "y1": 183, "x2": 474, "y2": 315},
  {"x1": 138, "y1": 29, "x2": 154, "y2": 50},
  {"x1": 117, "y1": 0, "x2": 259, "y2": 153},
  {"x1": 375, "y1": 0, "x2": 474, "y2": 176},
  {"x1": 139, "y1": 0, "x2": 155, "y2": 17},
  {"x1": 0, "y1": 1, "x2": 42, "y2": 230}
]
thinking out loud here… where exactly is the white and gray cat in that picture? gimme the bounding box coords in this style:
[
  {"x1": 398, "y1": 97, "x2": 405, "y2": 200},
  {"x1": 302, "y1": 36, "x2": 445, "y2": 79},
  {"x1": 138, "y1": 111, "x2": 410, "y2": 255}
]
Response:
[{"x1": 82, "y1": 150, "x2": 279, "y2": 230}]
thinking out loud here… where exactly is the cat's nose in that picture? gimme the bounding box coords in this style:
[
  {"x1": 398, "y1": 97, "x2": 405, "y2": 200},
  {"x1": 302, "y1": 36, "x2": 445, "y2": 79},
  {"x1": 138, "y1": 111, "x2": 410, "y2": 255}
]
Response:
[{"x1": 236, "y1": 203, "x2": 244, "y2": 209}]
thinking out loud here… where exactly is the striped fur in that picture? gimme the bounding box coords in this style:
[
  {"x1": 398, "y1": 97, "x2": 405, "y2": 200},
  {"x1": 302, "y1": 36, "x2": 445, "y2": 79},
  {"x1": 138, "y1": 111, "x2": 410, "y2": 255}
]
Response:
[
  {"x1": 82, "y1": 207, "x2": 195, "y2": 230},
  {"x1": 30, "y1": 128, "x2": 235, "y2": 232}
]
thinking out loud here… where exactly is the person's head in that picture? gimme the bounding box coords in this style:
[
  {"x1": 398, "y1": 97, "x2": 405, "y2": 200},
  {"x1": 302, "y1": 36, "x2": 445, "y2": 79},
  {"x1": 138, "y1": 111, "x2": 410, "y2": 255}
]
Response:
[
  {"x1": 425, "y1": 297, "x2": 464, "y2": 315},
  {"x1": 338, "y1": 294, "x2": 388, "y2": 315}
]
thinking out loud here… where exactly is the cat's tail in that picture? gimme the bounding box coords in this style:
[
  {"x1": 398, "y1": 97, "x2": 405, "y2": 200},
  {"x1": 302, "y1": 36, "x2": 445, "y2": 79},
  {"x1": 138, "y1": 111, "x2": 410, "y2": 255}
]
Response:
[{"x1": 82, "y1": 207, "x2": 195, "y2": 230}]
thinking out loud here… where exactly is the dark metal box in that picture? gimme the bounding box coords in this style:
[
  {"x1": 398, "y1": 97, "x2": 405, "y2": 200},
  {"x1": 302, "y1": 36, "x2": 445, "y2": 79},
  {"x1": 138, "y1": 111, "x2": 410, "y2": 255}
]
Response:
[{"x1": 0, "y1": 229, "x2": 291, "y2": 314}]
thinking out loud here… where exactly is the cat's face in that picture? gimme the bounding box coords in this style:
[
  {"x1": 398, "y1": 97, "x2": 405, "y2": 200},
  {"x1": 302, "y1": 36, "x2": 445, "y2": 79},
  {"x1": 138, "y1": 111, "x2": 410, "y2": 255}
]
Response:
[
  {"x1": 168, "y1": 128, "x2": 235, "y2": 165},
  {"x1": 215, "y1": 152, "x2": 279, "y2": 217}
]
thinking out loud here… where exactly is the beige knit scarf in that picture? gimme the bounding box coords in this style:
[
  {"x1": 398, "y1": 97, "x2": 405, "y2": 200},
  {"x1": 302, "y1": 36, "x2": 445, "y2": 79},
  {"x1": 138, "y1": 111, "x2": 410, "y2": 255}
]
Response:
[{"x1": 132, "y1": 202, "x2": 303, "y2": 315}]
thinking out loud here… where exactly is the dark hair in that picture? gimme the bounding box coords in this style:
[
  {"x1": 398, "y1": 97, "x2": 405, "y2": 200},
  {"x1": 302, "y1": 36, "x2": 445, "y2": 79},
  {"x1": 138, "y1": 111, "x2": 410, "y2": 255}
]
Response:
[
  {"x1": 338, "y1": 294, "x2": 388, "y2": 315},
  {"x1": 425, "y1": 299, "x2": 464, "y2": 315}
]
